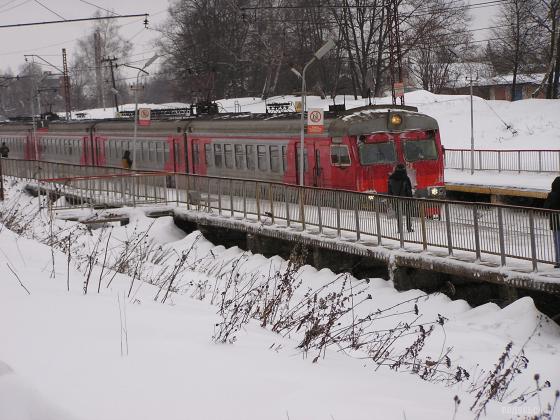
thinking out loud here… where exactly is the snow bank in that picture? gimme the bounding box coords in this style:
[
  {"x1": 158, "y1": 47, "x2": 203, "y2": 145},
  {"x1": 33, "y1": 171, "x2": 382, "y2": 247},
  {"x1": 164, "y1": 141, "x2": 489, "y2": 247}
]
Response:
[{"x1": 1, "y1": 183, "x2": 559, "y2": 420}]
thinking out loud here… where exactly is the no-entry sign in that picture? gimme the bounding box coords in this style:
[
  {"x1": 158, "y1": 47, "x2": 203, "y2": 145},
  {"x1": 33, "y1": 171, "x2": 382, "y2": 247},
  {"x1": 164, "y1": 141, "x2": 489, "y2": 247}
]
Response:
[
  {"x1": 307, "y1": 108, "x2": 324, "y2": 134},
  {"x1": 138, "y1": 108, "x2": 151, "y2": 126}
]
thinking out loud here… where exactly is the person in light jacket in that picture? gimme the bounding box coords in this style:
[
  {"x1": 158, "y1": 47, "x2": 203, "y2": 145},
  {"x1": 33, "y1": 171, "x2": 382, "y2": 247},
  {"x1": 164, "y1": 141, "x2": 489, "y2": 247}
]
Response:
[
  {"x1": 544, "y1": 176, "x2": 560, "y2": 268},
  {"x1": 388, "y1": 163, "x2": 413, "y2": 233}
]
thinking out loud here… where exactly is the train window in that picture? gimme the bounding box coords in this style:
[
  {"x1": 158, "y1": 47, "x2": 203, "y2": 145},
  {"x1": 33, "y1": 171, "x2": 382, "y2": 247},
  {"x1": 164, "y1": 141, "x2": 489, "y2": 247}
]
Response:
[
  {"x1": 149, "y1": 142, "x2": 156, "y2": 160},
  {"x1": 204, "y1": 144, "x2": 212, "y2": 166},
  {"x1": 193, "y1": 143, "x2": 200, "y2": 165},
  {"x1": 257, "y1": 145, "x2": 267, "y2": 171},
  {"x1": 358, "y1": 142, "x2": 396, "y2": 165},
  {"x1": 270, "y1": 145, "x2": 281, "y2": 173},
  {"x1": 282, "y1": 146, "x2": 287, "y2": 171},
  {"x1": 246, "y1": 145, "x2": 255, "y2": 170},
  {"x1": 156, "y1": 142, "x2": 164, "y2": 163},
  {"x1": 224, "y1": 144, "x2": 234, "y2": 169},
  {"x1": 164, "y1": 142, "x2": 170, "y2": 160},
  {"x1": 403, "y1": 139, "x2": 438, "y2": 162},
  {"x1": 331, "y1": 145, "x2": 351, "y2": 166},
  {"x1": 214, "y1": 144, "x2": 223, "y2": 167},
  {"x1": 234, "y1": 144, "x2": 245, "y2": 169}
]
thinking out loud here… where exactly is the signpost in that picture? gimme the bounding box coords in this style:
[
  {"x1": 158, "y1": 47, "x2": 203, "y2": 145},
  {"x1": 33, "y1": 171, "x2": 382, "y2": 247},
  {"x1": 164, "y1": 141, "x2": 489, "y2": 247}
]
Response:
[
  {"x1": 394, "y1": 82, "x2": 404, "y2": 98},
  {"x1": 307, "y1": 108, "x2": 324, "y2": 134},
  {"x1": 138, "y1": 108, "x2": 151, "y2": 126}
]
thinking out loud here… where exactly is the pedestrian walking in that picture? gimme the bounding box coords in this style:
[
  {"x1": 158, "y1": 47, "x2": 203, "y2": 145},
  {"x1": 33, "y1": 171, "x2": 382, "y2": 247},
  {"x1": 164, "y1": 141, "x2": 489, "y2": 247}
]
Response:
[
  {"x1": 388, "y1": 163, "x2": 413, "y2": 233},
  {"x1": 122, "y1": 150, "x2": 132, "y2": 169},
  {"x1": 544, "y1": 176, "x2": 560, "y2": 268},
  {"x1": 0, "y1": 142, "x2": 9, "y2": 158}
]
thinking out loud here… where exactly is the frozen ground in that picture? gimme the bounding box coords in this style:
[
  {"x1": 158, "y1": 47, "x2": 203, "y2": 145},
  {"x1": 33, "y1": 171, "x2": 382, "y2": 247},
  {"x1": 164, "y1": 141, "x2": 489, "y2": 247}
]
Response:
[{"x1": 1, "y1": 181, "x2": 559, "y2": 420}]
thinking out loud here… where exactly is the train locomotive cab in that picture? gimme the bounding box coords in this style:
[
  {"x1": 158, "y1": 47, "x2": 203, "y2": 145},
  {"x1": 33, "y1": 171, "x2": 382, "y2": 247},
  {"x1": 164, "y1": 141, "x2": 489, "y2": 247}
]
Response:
[{"x1": 329, "y1": 106, "x2": 445, "y2": 199}]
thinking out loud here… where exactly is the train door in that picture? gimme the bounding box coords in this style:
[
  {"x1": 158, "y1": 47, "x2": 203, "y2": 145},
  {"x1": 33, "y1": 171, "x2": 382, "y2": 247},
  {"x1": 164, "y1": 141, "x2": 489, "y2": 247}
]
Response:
[
  {"x1": 313, "y1": 146, "x2": 324, "y2": 187},
  {"x1": 191, "y1": 139, "x2": 201, "y2": 174}
]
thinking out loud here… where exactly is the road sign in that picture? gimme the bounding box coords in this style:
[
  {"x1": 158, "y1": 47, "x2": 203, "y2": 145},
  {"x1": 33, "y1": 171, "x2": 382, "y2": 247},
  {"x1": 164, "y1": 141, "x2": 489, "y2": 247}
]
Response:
[
  {"x1": 394, "y1": 82, "x2": 404, "y2": 98},
  {"x1": 138, "y1": 108, "x2": 151, "y2": 126},
  {"x1": 307, "y1": 108, "x2": 324, "y2": 134}
]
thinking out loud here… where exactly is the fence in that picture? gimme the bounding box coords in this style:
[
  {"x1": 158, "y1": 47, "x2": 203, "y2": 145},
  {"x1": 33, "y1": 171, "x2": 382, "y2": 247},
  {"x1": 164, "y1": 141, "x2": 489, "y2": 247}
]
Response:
[
  {"x1": 445, "y1": 149, "x2": 560, "y2": 173},
  {"x1": 2, "y1": 158, "x2": 558, "y2": 272}
]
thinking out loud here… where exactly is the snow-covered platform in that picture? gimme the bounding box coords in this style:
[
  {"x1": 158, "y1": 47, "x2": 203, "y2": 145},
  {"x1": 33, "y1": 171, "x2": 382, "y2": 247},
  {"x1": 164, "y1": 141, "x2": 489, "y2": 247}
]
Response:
[{"x1": 445, "y1": 169, "x2": 555, "y2": 199}]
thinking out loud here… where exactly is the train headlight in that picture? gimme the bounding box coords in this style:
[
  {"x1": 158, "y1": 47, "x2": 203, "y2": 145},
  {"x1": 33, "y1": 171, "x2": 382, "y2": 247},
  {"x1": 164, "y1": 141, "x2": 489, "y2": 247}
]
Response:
[
  {"x1": 430, "y1": 187, "x2": 439, "y2": 196},
  {"x1": 390, "y1": 114, "x2": 402, "y2": 126}
]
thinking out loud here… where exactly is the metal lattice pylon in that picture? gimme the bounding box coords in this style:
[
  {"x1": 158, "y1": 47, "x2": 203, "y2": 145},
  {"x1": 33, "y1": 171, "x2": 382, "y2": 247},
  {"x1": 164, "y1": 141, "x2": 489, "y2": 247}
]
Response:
[
  {"x1": 385, "y1": 0, "x2": 404, "y2": 105},
  {"x1": 62, "y1": 48, "x2": 71, "y2": 120}
]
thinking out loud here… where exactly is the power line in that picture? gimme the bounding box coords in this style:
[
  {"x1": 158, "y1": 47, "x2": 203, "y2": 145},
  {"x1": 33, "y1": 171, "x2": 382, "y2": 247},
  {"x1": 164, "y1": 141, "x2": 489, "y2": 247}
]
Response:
[
  {"x1": 0, "y1": 13, "x2": 149, "y2": 29},
  {"x1": 77, "y1": 0, "x2": 120, "y2": 16},
  {"x1": 33, "y1": 0, "x2": 66, "y2": 20}
]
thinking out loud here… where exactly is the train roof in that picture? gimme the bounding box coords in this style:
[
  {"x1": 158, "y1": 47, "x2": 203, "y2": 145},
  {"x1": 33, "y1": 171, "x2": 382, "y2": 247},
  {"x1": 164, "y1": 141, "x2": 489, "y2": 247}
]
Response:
[{"x1": 0, "y1": 105, "x2": 439, "y2": 137}]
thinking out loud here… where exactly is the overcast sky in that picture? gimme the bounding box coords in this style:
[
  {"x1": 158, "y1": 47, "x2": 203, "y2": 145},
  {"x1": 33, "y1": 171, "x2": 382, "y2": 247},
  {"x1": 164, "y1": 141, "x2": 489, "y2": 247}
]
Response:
[
  {"x1": 0, "y1": 0, "x2": 169, "y2": 76},
  {"x1": 1, "y1": 1, "x2": 497, "y2": 79}
]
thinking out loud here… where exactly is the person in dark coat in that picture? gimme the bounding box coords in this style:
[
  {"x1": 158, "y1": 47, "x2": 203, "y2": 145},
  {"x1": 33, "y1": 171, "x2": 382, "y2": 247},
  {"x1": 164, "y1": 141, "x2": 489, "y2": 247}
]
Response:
[
  {"x1": 388, "y1": 163, "x2": 413, "y2": 233},
  {"x1": 122, "y1": 150, "x2": 132, "y2": 169},
  {"x1": 544, "y1": 176, "x2": 560, "y2": 267},
  {"x1": 0, "y1": 142, "x2": 9, "y2": 158}
]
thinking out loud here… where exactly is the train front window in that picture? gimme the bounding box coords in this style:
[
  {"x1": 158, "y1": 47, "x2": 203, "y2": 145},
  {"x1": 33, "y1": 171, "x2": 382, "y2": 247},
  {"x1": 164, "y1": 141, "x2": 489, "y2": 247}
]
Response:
[
  {"x1": 358, "y1": 142, "x2": 396, "y2": 165},
  {"x1": 403, "y1": 139, "x2": 438, "y2": 162}
]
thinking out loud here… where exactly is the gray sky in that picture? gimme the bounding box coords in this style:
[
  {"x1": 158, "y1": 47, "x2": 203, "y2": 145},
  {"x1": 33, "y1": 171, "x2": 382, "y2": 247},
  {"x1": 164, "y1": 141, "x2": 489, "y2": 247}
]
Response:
[{"x1": 0, "y1": 0, "x2": 169, "y2": 76}]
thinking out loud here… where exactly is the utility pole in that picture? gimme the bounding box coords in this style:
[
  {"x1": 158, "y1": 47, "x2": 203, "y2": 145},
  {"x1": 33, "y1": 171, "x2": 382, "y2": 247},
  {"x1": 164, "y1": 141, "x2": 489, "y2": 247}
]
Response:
[
  {"x1": 94, "y1": 30, "x2": 105, "y2": 109},
  {"x1": 62, "y1": 48, "x2": 71, "y2": 120},
  {"x1": 102, "y1": 56, "x2": 119, "y2": 113},
  {"x1": 466, "y1": 73, "x2": 478, "y2": 175}
]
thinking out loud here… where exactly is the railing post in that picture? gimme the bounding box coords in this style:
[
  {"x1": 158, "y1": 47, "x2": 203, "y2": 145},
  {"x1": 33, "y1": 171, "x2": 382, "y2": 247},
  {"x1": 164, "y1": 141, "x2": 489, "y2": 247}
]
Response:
[
  {"x1": 529, "y1": 210, "x2": 538, "y2": 272},
  {"x1": 218, "y1": 178, "x2": 222, "y2": 216},
  {"x1": 444, "y1": 202, "x2": 453, "y2": 255},
  {"x1": 419, "y1": 201, "x2": 427, "y2": 251},
  {"x1": 230, "y1": 179, "x2": 234, "y2": 217},
  {"x1": 354, "y1": 197, "x2": 360, "y2": 241},
  {"x1": 175, "y1": 173, "x2": 179, "y2": 206},
  {"x1": 478, "y1": 150, "x2": 482, "y2": 170},
  {"x1": 497, "y1": 207, "x2": 506, "y2": 266},
  {"x1": 299, "y1": 187, "x2": 306, "y2": 231},
  {"x1": 207, "y1": 177, "x2": 211, "y2": 213},
  {"x1": 243, "y1": 182, "x2": 247, "y2": 219},
  {"x1": 398, "y1": 198, "x2": 404, "y2": 248},
  {"x1": 335, "y1": 193, "x2": 341, "y2": 238},
  {"x1": 498, "y1": 150, "x2": 502, "y2": 172},
  {"x1": 285, "y1": 185, "x2": 290, "y2": 228},
  {"x1": 256, "y1": 182, "x2": 261, "y2": 222},
  {"x1": 538, "y1": 151, "x2": 542, "y2": 172},
  {"x1": 268, "y1": 183, "x2": 275, "y2": 224},
  {"x1": 460, "y1": 150, "x2": 464, "y2": 171},
  {"x1": 375, "y1": 196, "x2": 382, "y2": 245},
  {"x1": 473, "y1": 205, "x2": 481, "y2": 261},
  {"x1": 185, "y1": 175, "x2": 191, "y2": 207},
  {"x1": 518, "y1": 150, "x2": 521, "y2": 173},
  {"x1": 317, "y1": 191, "x2": 323, "y2": 234}
]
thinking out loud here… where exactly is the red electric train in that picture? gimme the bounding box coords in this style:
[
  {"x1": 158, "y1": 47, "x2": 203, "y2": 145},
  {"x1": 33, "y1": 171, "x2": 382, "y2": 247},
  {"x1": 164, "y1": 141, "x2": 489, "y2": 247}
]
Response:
[{"x1": 0, "y1": 105, "x2": 445, "y2": 198}]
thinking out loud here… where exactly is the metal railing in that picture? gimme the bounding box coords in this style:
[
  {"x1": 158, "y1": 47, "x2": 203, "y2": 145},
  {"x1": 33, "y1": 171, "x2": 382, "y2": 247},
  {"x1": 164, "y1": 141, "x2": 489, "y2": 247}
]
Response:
[
  {"x1": 445, "y1": 149, "x2": 560, "y2": 173},
  {"x1": 3, "y1": 159, "x2": 558, "y2": 272}
]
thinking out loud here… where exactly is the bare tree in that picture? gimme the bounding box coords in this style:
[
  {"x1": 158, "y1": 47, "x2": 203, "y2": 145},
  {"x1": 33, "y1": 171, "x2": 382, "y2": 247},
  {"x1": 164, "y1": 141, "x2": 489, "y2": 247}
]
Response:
[
  {"x1": 488, "y1": 0, "x2": 544, "y2": 100},
  {"x1": 71, "y1": 12, "x2": 132, "y2": 109}
]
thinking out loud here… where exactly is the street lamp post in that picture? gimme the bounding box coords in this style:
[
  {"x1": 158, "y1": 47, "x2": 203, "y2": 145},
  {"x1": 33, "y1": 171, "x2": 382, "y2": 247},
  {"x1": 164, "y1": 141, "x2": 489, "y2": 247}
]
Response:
[
  {"x1": 123, "y1": 54, "x2": 158, "y2": 170},
  {"x1": 292, "y1": 39, "x2": 335, "y2": 186}
]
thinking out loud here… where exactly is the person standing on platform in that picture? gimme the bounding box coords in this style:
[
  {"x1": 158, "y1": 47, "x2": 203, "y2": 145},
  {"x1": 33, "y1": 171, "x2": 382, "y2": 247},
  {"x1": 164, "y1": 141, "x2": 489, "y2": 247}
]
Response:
[
  {"x1": 544, "y1": 176, "x2": 560, "y2": 268},
  {"x1": 388, "y1": 163, "x2": 414, "y2": 233}
]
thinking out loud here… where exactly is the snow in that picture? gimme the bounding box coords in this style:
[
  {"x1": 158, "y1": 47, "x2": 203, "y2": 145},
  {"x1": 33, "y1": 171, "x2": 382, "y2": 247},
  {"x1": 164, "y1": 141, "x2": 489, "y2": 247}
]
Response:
[{"x1": 1, "y1": 181, "x2": 560, "y2": 419}]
